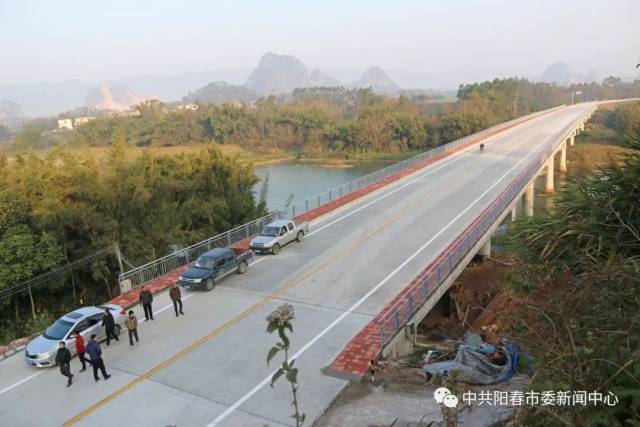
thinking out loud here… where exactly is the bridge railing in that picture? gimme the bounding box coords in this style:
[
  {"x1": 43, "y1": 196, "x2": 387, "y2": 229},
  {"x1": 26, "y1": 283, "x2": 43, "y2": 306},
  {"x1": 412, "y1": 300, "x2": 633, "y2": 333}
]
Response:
[
  {"x1": 279, "y1": 106, "x2": 565, "y2": 221},
  {"x1": 118, "y1": 105, "x2": 566, "y2": 291},
  {"x1": 376, "y1": 106, "x2": 595, "y2": 347}
]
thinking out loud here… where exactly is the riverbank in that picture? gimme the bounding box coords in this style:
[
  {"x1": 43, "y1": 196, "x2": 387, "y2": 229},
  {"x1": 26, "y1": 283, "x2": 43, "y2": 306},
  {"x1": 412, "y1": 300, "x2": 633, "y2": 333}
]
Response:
[{"x1": 1, "y1": 141, "x2": 419, "y2": 170}]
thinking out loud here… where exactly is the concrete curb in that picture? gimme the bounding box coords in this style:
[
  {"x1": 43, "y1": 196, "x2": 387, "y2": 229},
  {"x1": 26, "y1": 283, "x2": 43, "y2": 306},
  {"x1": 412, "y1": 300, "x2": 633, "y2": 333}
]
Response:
[
  {"x1": 324, "y1": 105, "x2": 572, "y2": 380},
  {"x1": 0, "y1": 105, "x2": 569, "y2": 366}
]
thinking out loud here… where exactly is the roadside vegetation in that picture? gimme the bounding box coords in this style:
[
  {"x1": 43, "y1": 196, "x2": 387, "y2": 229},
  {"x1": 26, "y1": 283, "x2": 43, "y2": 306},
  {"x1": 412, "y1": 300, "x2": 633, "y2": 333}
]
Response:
[
  {"x1": 502, "y1": 102, "x2": 640, "y2": 426},
  {"x1": 0, "y1": 79, "x2": 638, "y2": 346},
  {"x1": 5, "y1": 78, "x2": 640, "y2": 159},
  {"x1": 0, "y1": 143, "x2": 266, "y2": 344}
]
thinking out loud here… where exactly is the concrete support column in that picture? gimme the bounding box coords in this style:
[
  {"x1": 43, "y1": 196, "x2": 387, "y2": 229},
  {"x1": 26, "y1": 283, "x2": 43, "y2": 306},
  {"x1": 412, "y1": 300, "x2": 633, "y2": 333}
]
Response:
[
  {"x1": 560, "y1": 142, "x2": 567, "y2": 173},
  {"x1": 510, "y1": 205, "x2": 517, "y2": 221},
  {"x1": 569, "y1": 134, "x2": 575, "y2": 146},
  {"x1": 524, "y1": 182, "x2": 534, "y2": 217},
  {"x1": 545, "y1": 155, "x2": 555, "y2": 193},
  {"x1": 478, "y1": 238, "x2": 491, "y2": 258}
]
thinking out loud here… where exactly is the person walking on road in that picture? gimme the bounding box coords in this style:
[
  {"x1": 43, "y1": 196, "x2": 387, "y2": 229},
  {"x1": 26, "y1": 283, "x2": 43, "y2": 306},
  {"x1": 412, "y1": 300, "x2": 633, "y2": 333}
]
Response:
[
  {"x1": 86, "y1": 334, "x2": 110, "y2": 382},
  {"x1": 102, "y1": 309, "x2": 119, "y2": 345},
  {"x1": 126, "y1": 310, "x2": 139, "y2": 346},
  {"x1": 169, "y1": 283, "x2": 184, "y2": 317},
  {"x1": 55, "y1": 342, "x2": 73, "y2": 387},
  {"x1": 74, "y1": 330, "x2": 92, "y2": 371},
  {"x1": 139, "y1": 285, "x2": 154, "y2": 321},
  {"x1": 480, "y1": 142, "x2": 485, "y2": 153}
]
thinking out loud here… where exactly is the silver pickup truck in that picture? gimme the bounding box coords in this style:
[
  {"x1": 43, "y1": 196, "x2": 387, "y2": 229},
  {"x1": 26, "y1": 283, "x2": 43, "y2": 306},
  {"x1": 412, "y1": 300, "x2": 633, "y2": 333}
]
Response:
[{"x1": 250, "y1": 219, "x2": 309, "y2": 255}]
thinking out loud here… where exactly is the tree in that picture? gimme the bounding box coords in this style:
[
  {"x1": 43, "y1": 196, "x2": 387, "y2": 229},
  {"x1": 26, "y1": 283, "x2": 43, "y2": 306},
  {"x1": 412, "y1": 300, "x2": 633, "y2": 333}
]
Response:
[
  {"x1": 0, "y1": 124, "x2": 10, "y2": 139},
  {"x1": 266, "y1": 303, "x2": 305, "y2": 426},
  {"x1": 0, "y1": 225, "x2": 62, "y2": 320},
  {"x1": 503, "y1": 127, "x2": 640, "y2": 426}
]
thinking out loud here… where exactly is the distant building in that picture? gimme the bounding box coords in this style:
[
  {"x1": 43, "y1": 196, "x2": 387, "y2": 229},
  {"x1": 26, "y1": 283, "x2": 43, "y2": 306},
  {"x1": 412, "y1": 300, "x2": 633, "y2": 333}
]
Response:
[
  {"x1": 57, "y1": 118, "x2": 73, "y2": 130},
  {"x1": 122, "y1": 109, "x2": 141, "y2": 117},
  {"x1": 177, "y1": 103, "x2": 198, "y2": 112},
  {"x1": 74, "y1": 116, "x2": 96, "y2": 126}
]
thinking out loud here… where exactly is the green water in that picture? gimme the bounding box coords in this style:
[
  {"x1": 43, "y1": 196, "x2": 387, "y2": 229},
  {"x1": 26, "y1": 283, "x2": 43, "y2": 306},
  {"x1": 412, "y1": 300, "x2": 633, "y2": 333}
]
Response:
[{"x1": 254, "y1": 161, "x2": 390, "y2": 211}]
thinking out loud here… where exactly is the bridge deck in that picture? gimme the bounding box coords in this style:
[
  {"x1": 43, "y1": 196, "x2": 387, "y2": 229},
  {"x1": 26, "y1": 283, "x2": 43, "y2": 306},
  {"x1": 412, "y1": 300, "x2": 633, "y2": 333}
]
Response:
[{"x1": 0, "y1": 104, "x2": 594, "y2": 427}]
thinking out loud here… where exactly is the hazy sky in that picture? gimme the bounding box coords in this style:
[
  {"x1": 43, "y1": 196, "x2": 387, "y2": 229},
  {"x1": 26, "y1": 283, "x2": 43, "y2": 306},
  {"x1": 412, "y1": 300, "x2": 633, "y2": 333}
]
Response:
[{"x1": 1, "y1": 0, "x2": 639, "y2": 88}]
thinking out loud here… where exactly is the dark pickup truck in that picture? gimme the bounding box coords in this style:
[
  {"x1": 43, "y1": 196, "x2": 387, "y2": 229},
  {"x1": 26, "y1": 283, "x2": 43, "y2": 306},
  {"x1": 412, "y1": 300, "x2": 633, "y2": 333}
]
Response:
[{"x1": 178, "y1": 247, "x2": 253, "y2": 291}]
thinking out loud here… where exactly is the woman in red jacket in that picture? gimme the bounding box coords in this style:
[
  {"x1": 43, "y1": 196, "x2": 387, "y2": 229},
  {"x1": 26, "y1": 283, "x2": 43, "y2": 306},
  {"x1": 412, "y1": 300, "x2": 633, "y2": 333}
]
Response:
[{"x1": 74, "y1": 331, "x2": 92, "y2": 372}]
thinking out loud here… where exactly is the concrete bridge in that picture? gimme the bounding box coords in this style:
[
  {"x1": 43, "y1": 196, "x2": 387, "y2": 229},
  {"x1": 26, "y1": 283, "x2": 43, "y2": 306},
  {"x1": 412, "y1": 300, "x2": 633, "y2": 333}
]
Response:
[{"x1": 0, "y1": 103, "x2": 598, "y2": 426}]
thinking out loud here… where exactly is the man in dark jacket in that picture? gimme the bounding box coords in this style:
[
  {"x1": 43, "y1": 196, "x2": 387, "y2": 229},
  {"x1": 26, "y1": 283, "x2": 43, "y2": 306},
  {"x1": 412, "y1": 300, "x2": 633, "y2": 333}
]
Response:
[
  {"x1": 139, "y1": 286, "x2": 154, "y2": 320},
  {"x1": 102, "y1": 309, "x2": 119, "y2": 345},
  {"x1": 74, "y1": 330, "x2": 92, "y2": 371},
  {"x1": 86, "y1": 334, "x2": 110, "y2": 382},
  {"x1": 169, "y1": 283, "x2": 184, "y2": 317},
  {"x1": 55, "y1": 342, "x2": 73, "y2": 387}
]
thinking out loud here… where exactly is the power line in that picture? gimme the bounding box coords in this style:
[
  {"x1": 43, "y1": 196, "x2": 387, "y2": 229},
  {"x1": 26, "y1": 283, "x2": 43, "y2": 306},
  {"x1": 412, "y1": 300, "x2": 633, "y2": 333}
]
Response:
[{"x1": 0, "y1": 246, "x2": 115, "y2": 300}]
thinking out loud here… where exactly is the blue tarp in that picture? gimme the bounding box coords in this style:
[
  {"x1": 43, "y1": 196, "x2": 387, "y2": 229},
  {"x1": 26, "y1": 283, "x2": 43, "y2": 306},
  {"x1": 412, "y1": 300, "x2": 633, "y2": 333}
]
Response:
[{"x1": 423, "y1": 335, "x2": 520, "y2": 385}]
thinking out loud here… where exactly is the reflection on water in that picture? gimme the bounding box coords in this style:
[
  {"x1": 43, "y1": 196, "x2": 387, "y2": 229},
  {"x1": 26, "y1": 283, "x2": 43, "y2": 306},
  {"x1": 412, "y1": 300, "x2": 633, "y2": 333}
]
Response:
[{"x1": 254, "y1": 161, "x2": 389, "y2": 211}]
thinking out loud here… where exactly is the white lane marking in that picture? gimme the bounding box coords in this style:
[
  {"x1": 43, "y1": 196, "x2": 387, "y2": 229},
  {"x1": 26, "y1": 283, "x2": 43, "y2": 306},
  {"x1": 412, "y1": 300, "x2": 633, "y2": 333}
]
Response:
[
  {"x1": 0, "y1": 371, "x2": 44, "y2": 396},
  {"x1": 306, "y1": 151, "x2": 470, "y2": 237},
  {"x1": 0, "y1": 113, "x2": 554, "y2": 398},
  {"x1": 0, "y1": 293, "x2": 198, "y2": 396},
  {"x1": 206, "y1": 128, "x2": 554, "y2": 427},
  {"x1": 242, "y1": 147, "x2": 475, "y2": 267}
]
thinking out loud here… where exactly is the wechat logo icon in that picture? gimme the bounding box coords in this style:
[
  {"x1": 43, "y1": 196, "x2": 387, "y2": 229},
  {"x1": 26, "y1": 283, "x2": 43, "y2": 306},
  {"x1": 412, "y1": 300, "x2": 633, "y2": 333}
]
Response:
[{"x1": 434, "y1": 387, "x2": 459, "y2": 408}]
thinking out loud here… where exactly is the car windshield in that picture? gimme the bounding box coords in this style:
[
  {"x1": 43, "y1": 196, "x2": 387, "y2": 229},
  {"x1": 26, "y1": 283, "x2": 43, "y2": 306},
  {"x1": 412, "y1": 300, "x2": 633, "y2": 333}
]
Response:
[
  {"x1": 261, "y1": 226, "x2": 280, "y2": 237},
  {"x1": 194, "y1": 256, "x2": 215, "y2": 269},
  {"x1": 43, "y1": 319, "x2": 74, "y2": 340}
]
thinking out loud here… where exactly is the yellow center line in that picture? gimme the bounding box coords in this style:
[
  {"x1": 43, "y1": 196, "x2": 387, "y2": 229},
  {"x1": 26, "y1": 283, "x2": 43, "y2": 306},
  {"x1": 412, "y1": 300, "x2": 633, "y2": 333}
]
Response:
[{"x1": 64, "y1": 190, "x2": 435, "y2": 425}]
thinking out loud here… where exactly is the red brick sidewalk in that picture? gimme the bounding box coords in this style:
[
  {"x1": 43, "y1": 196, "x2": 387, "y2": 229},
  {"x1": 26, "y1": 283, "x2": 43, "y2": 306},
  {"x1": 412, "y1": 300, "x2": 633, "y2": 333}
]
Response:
[
  {"x1": 108, "y1": 108, "x2": 557, "y2": 324},
  {"x1": 323, "y1": 108, "x2": 564, "y2": 381}
]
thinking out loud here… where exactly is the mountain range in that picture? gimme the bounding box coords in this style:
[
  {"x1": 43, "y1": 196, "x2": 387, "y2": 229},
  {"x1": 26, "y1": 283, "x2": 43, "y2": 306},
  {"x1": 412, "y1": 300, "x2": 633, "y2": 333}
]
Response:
[
  {"x1": 244, "y1": 52, "x2": 400, "y2": 95},
  {"x1": 1, "y1": 54, "x2": 610, "y2": 118},
  {"x1": 535, "y1": 62, "x2": 599, "y2": 85}
]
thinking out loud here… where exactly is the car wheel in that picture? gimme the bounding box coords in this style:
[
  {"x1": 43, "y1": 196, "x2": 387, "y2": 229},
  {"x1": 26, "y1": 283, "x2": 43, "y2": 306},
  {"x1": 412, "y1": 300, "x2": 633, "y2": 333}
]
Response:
[
  {"x1": 113, "y1": 325, "x2": 121, "y2": 337},
  {"x1": 271, "y1": 243, "x2": 280, "y2": 255},
  {"x1": 296, "y1": 231, "x2": 304, "y2": 242},
  {"x1": 205, "y1": 278, "x2": 215, "y2": 291},
  {"x1": 237, "y1": 261, "x2": 248, "y2": 274}
]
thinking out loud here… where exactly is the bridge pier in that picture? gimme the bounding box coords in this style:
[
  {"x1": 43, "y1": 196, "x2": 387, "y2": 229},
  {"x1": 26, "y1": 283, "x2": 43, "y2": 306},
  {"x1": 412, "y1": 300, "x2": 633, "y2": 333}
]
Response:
[
  {"x1": 560, "y1": 142, "x2": 567, "y2": 172},
  {"x1": 510, "y1": 205, "x2": 517, "y2": 221},
  {"x1": 569, "y1": 133, "x2": 575, "y2": 146},
  {"x1": 524, "y1": 182, "x2": 534, "y2": 216},
  {"x1": 478, "y1": 238, "x2": 491, "y2": 258},
  {"x1": 545, "y1": 155, "x2": 555, "y2": 193}
]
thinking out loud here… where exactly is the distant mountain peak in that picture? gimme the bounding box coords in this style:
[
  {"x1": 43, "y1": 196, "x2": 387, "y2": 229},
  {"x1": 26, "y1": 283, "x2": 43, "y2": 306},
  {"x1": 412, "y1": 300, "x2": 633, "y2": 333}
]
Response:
[
  {"x1": 537, "y1": 63, "x2": 598, "y2": 85},
  {"x1": 309, "y1": 69, "x2": 342, "y2": 87},
  {"x1": 355, "y1": 67, "x2": 400, "y2": 94},
  {"x1": 0, "y1": 99, "x2": 23, "y2": 121},
  {"x1": 183, "y1": 81, "x2": 258, "y2": 105},
  {"x1": 246, "y1": 52, "x2": 311, "y2": 95},
  {"x1": 85, "y1": 84, "x2": 146, "y2": 112}
]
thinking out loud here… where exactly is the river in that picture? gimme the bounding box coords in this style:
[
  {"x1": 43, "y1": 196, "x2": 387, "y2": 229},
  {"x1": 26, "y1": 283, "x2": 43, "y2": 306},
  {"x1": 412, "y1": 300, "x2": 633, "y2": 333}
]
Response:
[{"x1": 254, "y1": 161, "x2": 390, "y2": 211}]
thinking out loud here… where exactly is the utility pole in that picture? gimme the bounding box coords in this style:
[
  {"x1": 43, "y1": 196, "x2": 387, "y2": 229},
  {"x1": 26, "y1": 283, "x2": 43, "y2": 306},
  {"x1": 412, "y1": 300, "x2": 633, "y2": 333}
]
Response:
[{"x1": 113, "y1": 242, "x2": 124, "y2": 274}]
